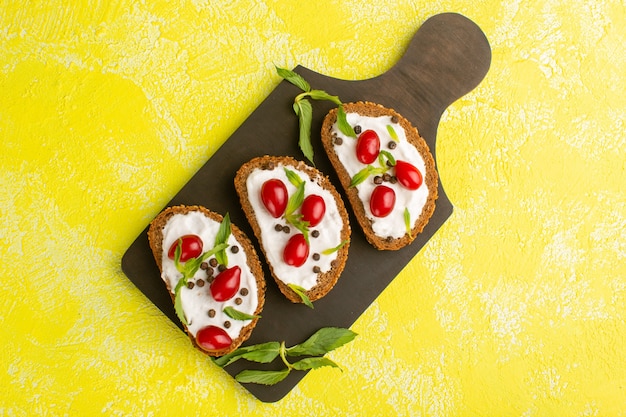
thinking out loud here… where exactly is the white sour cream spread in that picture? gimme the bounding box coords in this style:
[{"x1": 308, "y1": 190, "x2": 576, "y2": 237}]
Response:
[
  {"x1": 160, "y1": 211, "x2": 259, "y2": 339},
  {"x1": 331, "y1": 113, "x2": 431, "y2": 239},
  {"x1": 245, "y1": 164, "x2": 345, "y2": 290}
]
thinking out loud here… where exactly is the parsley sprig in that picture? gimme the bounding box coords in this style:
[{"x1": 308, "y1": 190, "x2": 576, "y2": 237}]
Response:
[
  {"x1": 276, "y1": 66, "x2": 356, "y2": 165},
  {"x1": 214, "y1": 327, "x2": 357, "y2": 385},
  {"x1": 172, "y1": 213, "x2": 233, "y2": 326}
]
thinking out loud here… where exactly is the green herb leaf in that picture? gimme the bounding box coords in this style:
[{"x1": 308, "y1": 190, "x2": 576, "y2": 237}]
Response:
[
  {"x1": 174, "y1": 292, "x2": 186, "y2": 326},
  {"x1": 287, "y1": 283, "x2": 314, "y2": 309},
  {"x1": 173, "y1": 278, "x2": 188, "y2": 326},
  {"x1": 294, "y1": 98, "x2": 315, "y2": 165},
  {"x1": 178, "y1": 242, "x2": 229, "y2": 279},
  {"x1": 292, "y1": 357, "x2": 340, "y2": 371},
  {"x1": 172, "y1": 239, "x2": 189, "y2": 326},
  {"x1": 285, "y1": 179, "x2": 306, "y2": 217},
  {"x1": 322, "y1": 240, "x2": 349, "y2": 255},
  {"x1": 379, "y1": 149, "x2": 396, "y2": 168},
  {"x1": 172, "y1": 241, "x2": 229, "y2": 327},
  {"x1": 287, "y1": 327, "x2": 357, "y2": 357},
  {"x1": 284, "y1": 214, "x2": 310, "y2": 242},
  {"x1": 173, "y1": 239, "x2": 182, "y2": 271},
  {"x1": 235, "y1": 368, "x2": 291, "y2": 385},
  {"x1": 307, "y1": 89, "x2": 342, "y2": 105},
  {"x1": 276, "y1": 66, "x2": 310, "y2": 92},
  {"x1": 337, "y1": 105, "x2": 356, "y2": 138},
  {"x1": 214, "y1": 327, "x2": 356, "y2": 385},
  {"x1": 284, "y1": 190, "x2": 311, "y2": 240},
  {"x1": 350, "y1": 166, "x2": 373, "y2": 187},
  {"x1": 223, "y1": 306, "x2": 261, "y2": 321},
  {"x1": 277, "y1": 66, "x2": 356, "y2": 163},
  {"x1": 214, "y1": 342, "x2": 281, "y2": 367},
  {"x1": 284, "y1": 168, "x2": 304, "y2": 188},
  {"x1": 181, "y1": 255, "x2": 203, "y2": 278},
  {"x1": 215, "y1": 212, "x2": 232, "y2": 245},
  {"x1": 350, "y1": 165, "x2": 384, "y2": 187},
  {"x1": 386, "y1": 124, "x2": 399, "y2": 141},
  {"x1": 283, "y1": 176, "x2": 308, "y2": 240},
  {"x1": 404, "y1": 207, "x2": 412, "y2": 238},
  {"x1": 214, "y1": 213, "x2": 231, "y2": 266}
]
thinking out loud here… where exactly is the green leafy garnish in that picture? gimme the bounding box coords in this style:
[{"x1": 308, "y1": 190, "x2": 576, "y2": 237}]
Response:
[
  {"x1": 307, "y1": 89, "x2": 341, "y2": 103},
  {"x1": 350, "y1": 165, "x2": 384, "y2": 187},
  {"x1": 286, "y1": 327, "x2": 357, "y2": 357},
  {"x1": 287, "y1": 283, "x2": 314, "y2": 309},
  {"x1": 379, "y1": 149, "x2": 396, "y2": 167},
  {"x1": 386, "y1": 124, "x2": 399, "y2": 141},
  {"x1": 276, "y1": 66, "x2": 310, "y2": 91},
  {"x1": 276, "y1": 66, "x2": 356, "y2": 164},
  {"x1": 322, "y1": 240, "x2": 349, "y2": 255},
  {"x1": 404, "y1": 207, "x2": 412, "y2": 238},
  {"x1": 235, "y1": 369, "x2": 291, "y2": 386},
  {"x1": 294, "y1": 98, "x2": 314, "y2": 164},
  {"x1": 282, "y1": 170, "x2": 310, "y2": 240},
  {"x1": 213, "y1": 342, "x2": 281, "y2": 367},
  {"x1": 291, "y1": 357, "x2": 339, "y2": 371},
  {"x1": 336, "y1": 104, "x2": 357, "y2": 138},
  {"x1": 216, "y1": 327, "x2": 358, "y2": 385},
  {"x1": 350, "y1": 166, "x2": 375, "y2": 187},
  {"x1": 285, "y1": 179, "x2": 305, "y2": 216},
  {"x1": 214, "y1": 212, "x2": 231, "y2": 266},
  {"x1": 284, "y1": 167, "x2": 304, "y2": 188},
  {"x1": 173, "y1": 277, "x2": 188, "y2": 327},
  {"x1": 223, "y1": 306, "x2": 261, "y2": 321},
  {"x1": 172, "y1": 241, "x2": 229, "y2": 326},
  {"x1": 349, "y1": 149, "x2": 398, "y2": 187}
]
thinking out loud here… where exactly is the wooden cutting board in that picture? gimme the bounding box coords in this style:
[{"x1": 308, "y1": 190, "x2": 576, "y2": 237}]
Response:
[{"x1": 121, "y1": 12, "x2": 491, "y2": 402}]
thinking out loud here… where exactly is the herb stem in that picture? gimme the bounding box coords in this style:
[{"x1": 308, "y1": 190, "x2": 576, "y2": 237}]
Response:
[{"x1": 279, "y1": 341, "x2": 293, "y2": 370}]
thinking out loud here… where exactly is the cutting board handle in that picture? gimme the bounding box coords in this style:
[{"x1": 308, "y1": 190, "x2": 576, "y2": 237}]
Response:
[{"x1": 389, "y1": 12, "x2": 491, "y2": 112}]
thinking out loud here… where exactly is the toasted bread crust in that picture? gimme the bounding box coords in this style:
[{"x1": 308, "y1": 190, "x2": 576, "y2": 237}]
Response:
[
  {"x1": 234, "y1": 155, "x2": 350, "y2": 303},
  {"x1": 147, "y1": 205, "x2": 265, "y2": 356},
  {"x1": 321, "y1": 101, "x2": 438, "y2": 250}
]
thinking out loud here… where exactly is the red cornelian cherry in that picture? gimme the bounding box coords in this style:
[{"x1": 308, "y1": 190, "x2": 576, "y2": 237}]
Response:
[
  {"x1": 370, "y1": 185, "x2": 396, "y2": 217},
  {"x1": 300, "y1": 194, "x2": 326, "y2": 227},
  {"x1": 356, "y1": 129, "x2": 380, "y2": 164},
  {"x1": 283, "y1": 233, "x2": 309, "y2": 267},
  {"x1": 196, "y1": 325, "x2": 232, "y2": 352},
  {"x1": 395, "y1": 160, "x2": 423, "y2": 190},
  {"x1": 167, "y1": 234, "x2": 203, "y2": 262},
  {"x1": 261, "y1": 179, "x2": 288, "y2": 218},
  {"x1": 210, "y1": 266, "x2": 241, "y2": 302}
]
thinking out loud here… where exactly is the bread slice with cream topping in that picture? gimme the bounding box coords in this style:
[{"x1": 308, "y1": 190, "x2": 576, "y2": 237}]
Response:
[
  {"x1": 147, "y1": 205, "x2": 265, "y2": 356},
  {"x1": 321, "y1": 101, "x2": 438, "y2": 250},
  {"x1": 234, "y1": 155, "x2": 350, "y2": 304}
]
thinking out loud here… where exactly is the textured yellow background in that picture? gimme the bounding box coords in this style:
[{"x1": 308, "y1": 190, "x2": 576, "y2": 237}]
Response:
[{"x1": 1, "y1": 0, "x2": 625, "y2": 415}]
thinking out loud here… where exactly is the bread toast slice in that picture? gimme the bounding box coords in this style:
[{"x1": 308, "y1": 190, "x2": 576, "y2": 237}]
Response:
[
  {"x1": 147, "y1": 205, "x2": 265, "y2": 356},
  {"x1": 234, "y1": 156, "x2": 350, "y2": 304},
  {"x1": 321, "y1": 101, "x2": 438, "y2": 250}
]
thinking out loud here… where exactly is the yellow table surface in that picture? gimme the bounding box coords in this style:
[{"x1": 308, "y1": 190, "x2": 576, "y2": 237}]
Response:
[{"x1": 2, "y1": 1, "x2": 625, "y2": 415}]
